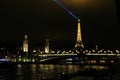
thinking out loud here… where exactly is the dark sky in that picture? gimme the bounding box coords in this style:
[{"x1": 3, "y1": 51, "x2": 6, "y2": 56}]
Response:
[{"x1": 0, "y1": 0, "x2": 120, "y2": 49}]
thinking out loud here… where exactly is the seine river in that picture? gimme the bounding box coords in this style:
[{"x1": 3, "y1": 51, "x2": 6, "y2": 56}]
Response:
[{"x1": 0, "y1": 64, "x2": 108, "y2": 80}]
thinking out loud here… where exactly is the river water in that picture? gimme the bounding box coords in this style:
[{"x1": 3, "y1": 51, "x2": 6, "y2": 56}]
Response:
[{"x1": 0, "y1": 64, "x2": 108, "y2": 80}]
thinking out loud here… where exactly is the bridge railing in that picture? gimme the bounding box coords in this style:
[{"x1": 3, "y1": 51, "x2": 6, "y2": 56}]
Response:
[{"x1": 38, "y1": 53, "x2": 77, "y2": 57}]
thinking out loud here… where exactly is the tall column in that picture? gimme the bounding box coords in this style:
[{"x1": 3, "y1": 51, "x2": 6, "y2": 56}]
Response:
[
  {"x1": 45, "y1": 39, "x2": 49, "y2": 53},
  {"x1": 23, "y1": 35, "x2": 28, "y2": 53}
]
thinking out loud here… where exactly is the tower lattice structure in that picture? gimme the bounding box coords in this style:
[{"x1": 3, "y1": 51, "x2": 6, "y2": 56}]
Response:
[{"x1": 75, "y1": 19, "x2": 84, "y2": 48}]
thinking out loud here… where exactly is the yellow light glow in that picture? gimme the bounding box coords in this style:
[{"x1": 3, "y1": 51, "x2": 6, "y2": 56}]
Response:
[
  {"x1": 32, "y1": 59, "x2": 35, "y2": 62},
  {"x1": 91, "y1": 60, "x2": 96, "y2": 63},
  {"x1": 23, "y1": 59, "x2": 26, "y2": 62},
  {"x1": 75, "y1": 20, "x2": 84, "y2": 48},
  {"x1": 19, "y1": 59, "x2": 21, "y2": 61},
  {"x1": 100, "y1": 60, "x2": 105, "y2": 63},
  {"x1": 111, "y1": 60, "x2": 114, "y2": 63},
  {"x1": 61, "y1": 0, "x2": 89, "y2": 5},
  {"x1": 12, "y1": 59, "x2": 16, "y2": 62}
]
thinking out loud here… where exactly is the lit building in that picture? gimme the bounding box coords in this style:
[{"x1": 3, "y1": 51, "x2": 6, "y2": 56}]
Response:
[
  {"x1": 45, "y1": 39, "x2": 49, "y2": 53},
  {"x1": 23, "y1": 35, "x2": 28, "y2": 53},
  {"x1": 75, "y1": 19, "x2": 84, "y2": 49}
]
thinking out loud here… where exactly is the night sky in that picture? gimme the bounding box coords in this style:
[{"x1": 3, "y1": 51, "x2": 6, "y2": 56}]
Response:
[{"x1": 0, "y1": 0, "x2": 120, "y2": 49}]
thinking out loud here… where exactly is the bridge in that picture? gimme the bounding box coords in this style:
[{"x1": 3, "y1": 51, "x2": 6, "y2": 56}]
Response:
[
  {"x1": 1, "y1": 53, "x2": 120, "y2": 64},
  {"x1": 37, "y1": 53, "x2": 120, "y2": 56}
]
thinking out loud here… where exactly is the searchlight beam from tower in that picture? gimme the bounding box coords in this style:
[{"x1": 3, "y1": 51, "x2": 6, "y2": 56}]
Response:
[
  {"x1": 54, "y1": 0, "x2": 84, "y2": 50},
  {"x1": 53, "y1": 0, "x2": 79, "y2": 20}
]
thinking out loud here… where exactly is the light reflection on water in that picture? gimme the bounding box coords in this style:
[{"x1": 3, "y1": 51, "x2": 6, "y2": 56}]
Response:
[
  {"x1": 24, "y1": 64, "x2": 80, "y2": 80},
  {"x1": 0, "y1": 64, "x2": 107, "y2": 80}
]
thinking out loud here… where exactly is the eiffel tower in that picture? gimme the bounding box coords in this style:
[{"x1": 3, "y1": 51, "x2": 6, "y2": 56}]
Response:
[{"x1": 75, "y1": 19, "x2": 84, "y2": 49}]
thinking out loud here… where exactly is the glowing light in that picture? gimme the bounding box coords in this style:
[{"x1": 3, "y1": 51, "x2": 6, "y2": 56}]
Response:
[
  {"x1": 5, "y1": 56, "x2": 8, "y2": 58},
  {"x1": 12, "y1": 59, "x2": 16, "y2": 62},
  {"x1": 33, "y1": 50, "x2": 36, "y2": 53},
  {"x1": 54, "y1": 0, "x2": 78, "y2": 20},
  {"x1": 75, "y1": 20, "x2": 84, "y2": 48},
  {"x1": 32, "y1": 59, "x2": 35, "y2": 62},
  {"x1": 17, "y1": 64, "x2": 22, "y2": 68},
  {"x1": 19, "y1": 59, "x2": 22, "y2": 61},
  {"x1": 91, "y1": 60, "x2": 96, "y2": 63},
  {"x1": 26, "y1": 59, "x2": 29, "y2": 62},
  {"x1": 86, "y1": 53, "x2": 116, "y2": 56},
  {"x1": 0, "y1": 58, "x2": 11, "y2": 62},
  {"x1": 66, "y1": 58, "x2": 72, "y2": 61},
  {"x1": 23, "y1": 35, "x2": 28, "y2": 53},
  {"x1": 45, "y1": 39, "x2": 49, "y2": 53},
  {"x1": 111, "y1": 60, "x2": 114, "y2": 63},
  {"x1": 23, "y1": 59, "x2": 26, "y2": 62},
  {"x1": 100, "y1": 60, "x2": 105, "y2": 63}
]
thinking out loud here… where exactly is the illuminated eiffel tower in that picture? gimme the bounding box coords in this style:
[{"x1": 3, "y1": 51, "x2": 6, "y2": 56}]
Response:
[{"x1": 75, "y1": 19, "x2": 84, "y2": 49}]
